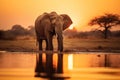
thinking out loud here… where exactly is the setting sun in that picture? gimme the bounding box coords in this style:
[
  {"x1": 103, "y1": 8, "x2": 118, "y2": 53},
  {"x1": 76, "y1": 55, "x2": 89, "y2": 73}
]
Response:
[{"x1": 69, "y1": 24, "x2": 74, "y2": 30}]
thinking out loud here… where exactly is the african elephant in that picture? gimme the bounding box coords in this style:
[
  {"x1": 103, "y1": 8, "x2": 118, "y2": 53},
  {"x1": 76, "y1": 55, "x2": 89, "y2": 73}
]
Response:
[{"x1": 35, "y1": 12, "x2": 72, "y2": 51}]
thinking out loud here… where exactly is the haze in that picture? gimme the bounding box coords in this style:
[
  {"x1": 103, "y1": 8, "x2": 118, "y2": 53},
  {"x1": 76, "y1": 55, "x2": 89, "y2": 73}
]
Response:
[{"x1": 0, "y1": 0, "x2": 120, "y2": 31}]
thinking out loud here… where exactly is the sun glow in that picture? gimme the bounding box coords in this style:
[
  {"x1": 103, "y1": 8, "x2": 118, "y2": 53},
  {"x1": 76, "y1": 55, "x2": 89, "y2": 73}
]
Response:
[
  {"x1": 69, "y1": 24, "x2": 74, "y2": 30},
  {"x1": 69, "y1": 26, "x2": 73, "y2": 30}
]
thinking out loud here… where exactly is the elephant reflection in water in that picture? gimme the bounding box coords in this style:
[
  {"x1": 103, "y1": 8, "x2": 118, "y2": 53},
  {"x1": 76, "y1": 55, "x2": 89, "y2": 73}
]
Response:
[{"x1": 35, "y1": 53, "x2": 69, "y2": 79}]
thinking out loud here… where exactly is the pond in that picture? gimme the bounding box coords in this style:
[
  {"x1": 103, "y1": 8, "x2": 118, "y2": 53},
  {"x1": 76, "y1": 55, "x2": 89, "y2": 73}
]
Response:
[{"x1": 0, "y1": 52, "x2": 120, "y2": 80}]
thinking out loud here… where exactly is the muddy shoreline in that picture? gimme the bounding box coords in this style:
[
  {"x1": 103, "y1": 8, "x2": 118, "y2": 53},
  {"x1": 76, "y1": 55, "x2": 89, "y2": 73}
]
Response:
[
  {"x1": 0, "y1": 48, "x2": 120, "y2": 53},
  {"x1": 0, "y1": 39, "x2": 120, "y2": 53}
]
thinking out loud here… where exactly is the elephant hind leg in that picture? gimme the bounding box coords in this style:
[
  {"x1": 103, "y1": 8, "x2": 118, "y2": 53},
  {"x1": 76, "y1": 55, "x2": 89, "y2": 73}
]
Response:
[{"x1": 38, "y1": 39, "x2": 43, "y2": 51}]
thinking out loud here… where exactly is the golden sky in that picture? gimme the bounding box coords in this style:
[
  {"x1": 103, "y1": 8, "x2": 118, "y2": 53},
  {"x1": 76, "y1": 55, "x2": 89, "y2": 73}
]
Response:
[{"x1": 0, "y1": 0, "x2": 120, "y2": 31}]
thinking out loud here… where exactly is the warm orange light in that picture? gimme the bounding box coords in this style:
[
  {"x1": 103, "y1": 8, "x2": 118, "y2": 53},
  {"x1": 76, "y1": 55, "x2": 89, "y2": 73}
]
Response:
[
  {"x1": 69, "y1": 26, "x2": 73, "y2": 30},
  {"x1": 0, "y1": 0, "x2": 120, "y2": 31},
  {"x1": 68, "y1": 54, "x2": 73, "y2": 70},
  {"x1": 69, "y1": 24, "x2": 74, "y2": 30}
]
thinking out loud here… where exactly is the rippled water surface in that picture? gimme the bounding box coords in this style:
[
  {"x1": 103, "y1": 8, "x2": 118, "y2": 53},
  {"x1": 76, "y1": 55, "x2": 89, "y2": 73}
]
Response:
[{"x1": 0, "y1": 52, "x2": 120, "y2": 80}]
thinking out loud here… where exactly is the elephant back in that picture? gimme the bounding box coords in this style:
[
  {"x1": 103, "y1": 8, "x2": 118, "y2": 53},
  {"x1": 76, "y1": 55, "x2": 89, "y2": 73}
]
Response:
[
  {"x1": 35, "y1": 13, "x2": 50, "y2": 25},
  {"x1": 35, "y1": 13, "x2": 51, "y2": 40}
]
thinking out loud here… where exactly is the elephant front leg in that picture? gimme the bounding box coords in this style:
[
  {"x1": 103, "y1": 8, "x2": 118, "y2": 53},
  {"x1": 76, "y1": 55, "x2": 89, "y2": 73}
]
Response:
[
  {"x1": 38, "y1": 39, "x2": 43, "y2": 51},
  {"x1": 46, "y1": 35, "x2": 53, "y2": 51},
  {"x1": 57, "y1": 35, "x2": 63, "y2": 52},
  {"x1": 54, "y1": 23, "x2": 63, "y2": 52}
]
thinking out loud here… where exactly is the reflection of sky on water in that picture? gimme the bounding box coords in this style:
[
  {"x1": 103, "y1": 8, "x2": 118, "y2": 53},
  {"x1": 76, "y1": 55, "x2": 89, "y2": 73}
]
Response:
[{"x1": 0, "y1": 52, "x2": 120, "y2": 68}]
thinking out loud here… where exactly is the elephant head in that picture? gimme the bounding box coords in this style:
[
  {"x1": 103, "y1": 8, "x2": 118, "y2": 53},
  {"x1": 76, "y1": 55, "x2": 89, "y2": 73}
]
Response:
[
  {"x1": 49, "y1": 12, "x2": 73, "y2": 51},
  {"x1": 49, "y1": 12, "x2": 73, "y2": 31}
]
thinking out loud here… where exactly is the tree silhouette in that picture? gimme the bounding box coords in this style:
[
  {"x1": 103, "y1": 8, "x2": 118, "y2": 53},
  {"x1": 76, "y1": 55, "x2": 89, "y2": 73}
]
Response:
[
  {"x1": 88, "y1": 13, "x2": 120, "y2": 39},
  {"x1": 11, "y1": 24, "x2": 28, "y2": 36}
]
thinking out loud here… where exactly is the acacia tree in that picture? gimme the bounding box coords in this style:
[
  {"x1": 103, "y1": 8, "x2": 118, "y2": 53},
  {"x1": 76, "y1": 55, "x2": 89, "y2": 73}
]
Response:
[{"x1": 88, "y1": 13, "x2": 120, "y2": 39}]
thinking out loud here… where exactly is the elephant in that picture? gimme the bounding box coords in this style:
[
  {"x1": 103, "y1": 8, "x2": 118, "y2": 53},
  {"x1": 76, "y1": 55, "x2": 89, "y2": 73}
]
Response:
[{"x1": 35, "y1": 12, "x2": 72, "y2": 51}]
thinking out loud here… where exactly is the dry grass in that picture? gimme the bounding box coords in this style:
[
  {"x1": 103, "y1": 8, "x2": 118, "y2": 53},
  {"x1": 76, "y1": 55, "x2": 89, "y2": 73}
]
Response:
[{"x1": 0, "y1": 38, "x2": 120, "y2": 52}]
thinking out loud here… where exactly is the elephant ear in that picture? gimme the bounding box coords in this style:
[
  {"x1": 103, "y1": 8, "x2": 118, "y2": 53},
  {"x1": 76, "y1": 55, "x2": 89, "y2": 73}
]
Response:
[{"x1": 60, "y1": 14, "x2": 73, "y2": 30}]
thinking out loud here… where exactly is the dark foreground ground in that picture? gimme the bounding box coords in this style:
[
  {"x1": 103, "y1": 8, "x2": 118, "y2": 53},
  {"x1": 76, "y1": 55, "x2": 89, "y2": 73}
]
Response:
[{"x1": 0, "y1": 38, "x2": 120, "y2": 52}]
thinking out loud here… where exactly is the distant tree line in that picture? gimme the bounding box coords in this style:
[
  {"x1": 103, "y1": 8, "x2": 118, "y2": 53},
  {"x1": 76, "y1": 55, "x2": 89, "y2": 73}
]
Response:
[
  {"x1": 0, "y1": 24, "x2": 35, "y2": 40},
  {"x1": 0, "y1": 24, "x2": 120, "y2": 40},
  {"x1": 64, "y1": 28, "x2": 120, "y2": 39}
]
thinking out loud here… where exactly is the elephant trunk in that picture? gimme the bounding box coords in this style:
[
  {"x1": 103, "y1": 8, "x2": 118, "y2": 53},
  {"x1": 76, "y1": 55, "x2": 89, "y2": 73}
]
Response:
[{"x1": 57, "y1": 35, "x2": 63, "y2": 52}]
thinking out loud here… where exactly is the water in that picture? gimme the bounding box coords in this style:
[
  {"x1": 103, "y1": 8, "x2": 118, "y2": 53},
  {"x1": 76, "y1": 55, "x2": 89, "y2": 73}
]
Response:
[{"x1": 0, "y1": 52, "x2": 120, "y2": 80}]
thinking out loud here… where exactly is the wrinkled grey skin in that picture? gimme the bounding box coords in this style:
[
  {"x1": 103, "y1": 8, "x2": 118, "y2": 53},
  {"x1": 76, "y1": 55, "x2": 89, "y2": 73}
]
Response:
[{"x1": 35, "y1": 12, "x2": 72, "y2": 51}]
